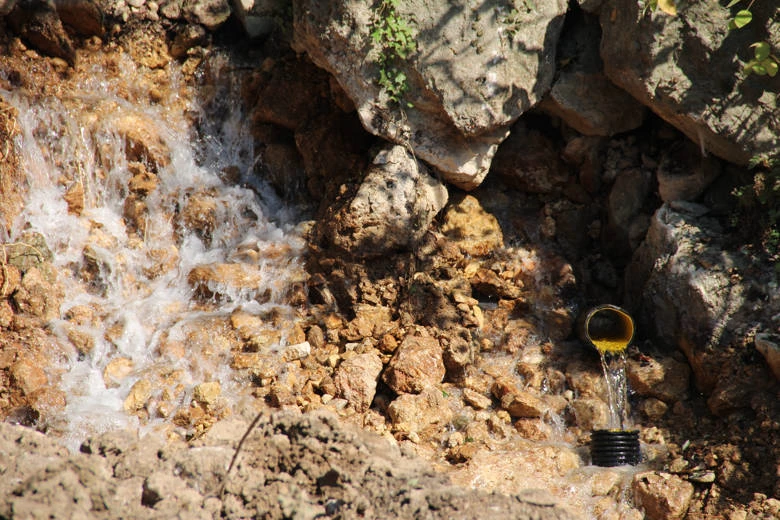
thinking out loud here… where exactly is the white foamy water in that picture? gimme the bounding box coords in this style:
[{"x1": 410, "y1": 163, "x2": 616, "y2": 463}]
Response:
[{"x1": 3, "y1": 52, "x2": 305, "y2": 449}]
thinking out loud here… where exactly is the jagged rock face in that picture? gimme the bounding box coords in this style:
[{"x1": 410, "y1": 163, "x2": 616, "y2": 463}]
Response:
[
  {"x1": 600, "y1": 0, "x2": 780, "y2": 165},
  {"x1": 292, "y1": 0, "x2": 568, "y2": 190}
]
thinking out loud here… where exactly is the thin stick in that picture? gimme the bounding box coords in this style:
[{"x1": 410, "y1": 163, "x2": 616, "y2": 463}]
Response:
[{"x1": 220, "y1": 410, "x2": 263, "y2": 499}]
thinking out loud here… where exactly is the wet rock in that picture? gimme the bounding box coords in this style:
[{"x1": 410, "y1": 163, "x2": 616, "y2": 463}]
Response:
[
  {"x1": 321, "y1": 144, "x2": 447, "y2": 257},
  {"x1": 570, "y1": 397, "x2": 609, "y2": 431},
  {"x1": 292, "y1": 0, "x2": 568, "y2": 189},
  {"x1": 187, "y1": 263, "x2": 266, "y2": 301},
  {"x1": 462, "y1": 388, "x2": 492, "y2": 411},
  {"x1": 491, "y1": 377, "x2": 548, "y2": 419},
  {"x1": 229, "y1": 311, "x2": 282, "y2": 351},
  {"x1": 632, "y1": 471, "x2": 694, "y2": 520},
  {"x1": 127, "y1": 162, "x2": 158, "y2": 195},
  {"x1": 10, "y1": 356, "x2": 47, "y2": 395},
  {"x1": 601, "y1": 0, "x2": 779, "y2": 165},
  {"x1": 627, "y1": 354, "x2": 690, "y2": 403},
  {"x1": 103, "y1": 357, "x2": 134, "y2": 388},
  {"x1": 387, "y1": 386, "x2": 453, "y2": 435},
  {"x1": 12, "y1": 264, "x2": 63, "y2": 322},
  {"x1": 334, "y1": 351, "x2": 383, "y2": 413},
  {"x1": 111, "y1": 113, "x2": 171, "y2": 171},
  {"x1": 193, "y1": 381, "x2": 221, "y2": 408},
  {"x1": 440, "y1": 194, "x2": 503, "y2": 257},
  {"x1": 179, "y1": 191, "x2": 219, "y2": 239},
  {"x1": 124, "y1": 378, "x2": 153, "y2": 413},
  {"x1": 383, "y1": 335, "x2": 445, "y2": 394}
]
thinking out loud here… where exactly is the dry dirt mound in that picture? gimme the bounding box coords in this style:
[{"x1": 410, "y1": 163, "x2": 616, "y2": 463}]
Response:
[{"x1": 0, "y1": 409, "x2": 572, "y2": 519}]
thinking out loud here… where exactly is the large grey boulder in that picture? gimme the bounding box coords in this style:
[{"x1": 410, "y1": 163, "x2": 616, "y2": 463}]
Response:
[
  {"x1": 600, "y1": 0, "x2": 780, "y2": 165},
  {"x1": 625, "y1": 203, "x2": 780, "y2": 405},
  {"x1": 292, "y1": 0, "x2": 568, "y2": 190}
]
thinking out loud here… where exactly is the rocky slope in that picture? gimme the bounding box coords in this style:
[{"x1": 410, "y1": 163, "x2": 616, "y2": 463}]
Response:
[{"x1": 0, "y1": 1, "x2": 778, "y2": 519}]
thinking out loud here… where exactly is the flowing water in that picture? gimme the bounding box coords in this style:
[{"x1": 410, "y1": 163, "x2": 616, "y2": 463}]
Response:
[
  {"x1": 599, "y1": 351, "x2": 631, "y2": 430},
  {"x1": 3, "y1": 51, "x2": 306, "y2": 449}
]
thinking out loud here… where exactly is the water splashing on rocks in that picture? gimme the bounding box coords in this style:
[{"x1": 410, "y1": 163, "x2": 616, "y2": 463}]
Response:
[{"x1": 4, "y1": 50, "x2": 306, "y2": 449}]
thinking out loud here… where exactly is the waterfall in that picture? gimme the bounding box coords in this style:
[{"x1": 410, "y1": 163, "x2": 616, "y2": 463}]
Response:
[{"x1": 3, "y1": 50, "x2": 305, "y2": 449}]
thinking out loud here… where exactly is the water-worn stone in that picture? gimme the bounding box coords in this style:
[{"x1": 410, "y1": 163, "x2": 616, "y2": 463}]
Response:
[
  {"x1": 632, "y1": 471, "x2": 694, "y2": 520},
  {"x1": 383, "y1": 335, "x2": 445, "y2": 394},
  {"x1": 600, "y1": 0, "x2": 779, "y2": 165},
  {"x1": 321, "y1": 144, "x2": 447, "y2": 257},
  {"x1": 292, "y1": 0, "x2": 568, "y2": 189},
  {"x1": 187, "y1": 263, "x2": 265, "y2": 301},
  {"x1": 334, "y1": 351, "x2": 383, "y2": 413}
]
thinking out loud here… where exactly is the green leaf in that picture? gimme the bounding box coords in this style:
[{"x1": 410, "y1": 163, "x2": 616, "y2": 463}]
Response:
[
  {"x1": 726, "y1": 0, "x2": 742, "y2": 7},
  {"x1": 732, "y1": 10, "x2": 752, "y2": 28},
  {"x1": 766, "y1": 60, "x2": 779, "y2": 77},
  {"x1": 752, "y1": 41, "x2": 771, "y2": 61}
]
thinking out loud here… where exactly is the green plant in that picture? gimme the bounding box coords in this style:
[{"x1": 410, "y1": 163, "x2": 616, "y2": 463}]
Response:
[
  {"x1": 642, "y1": 0, "x2": 779, "y2": 78},
  {"x1": 369, "y1": 0, "x2": 417, "y2": 107},
  {"x1": 725, "y1": 0, "x2": 779, "y2": 77}
]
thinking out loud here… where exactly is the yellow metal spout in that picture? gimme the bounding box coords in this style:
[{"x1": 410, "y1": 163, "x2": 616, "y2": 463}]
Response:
[{"x1": 578, "y1": 305, "x2": 635, "y2": 354}]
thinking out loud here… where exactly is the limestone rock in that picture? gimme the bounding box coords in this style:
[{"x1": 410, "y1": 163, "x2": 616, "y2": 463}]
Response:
[
  {"x1": 656, "y1": 140, "x2": 722, "y2": 202},
  {"x1": 7, "y1": 1, "x2": 76, "y2": 65},
  {"x1": 232, "y1": 0, "x2": 285, "y2": 39},
  {"x1": 292, "y1": 0, "x2": 568, "y2": 189},
  {"x1": 600, "y1": 0, "x2": 779, "y2": 165},
  {"x1": 755, "y1": 333, "x2": 780, "y2": 381},
  {"x1": 538, "y1": 8, "x2": 644, "y2": 136},
  {"x1": 183, "y1": 0, "x2": 231, "y2": 30},
  {"x1": 627, "y1": 355, "x2": 690, "y2": 403},
  {"x1": 193, "y1": 381, "x2": 221, "y2": 407},
  {"x1": 321, "y1": 144, "x2": 447, "y2": 257},
  {"x1": 632, "y1": 471, "x2": 694, "y2": 520},
  {"x1": 334, "y1": 351, "x2": 383, "y2": 413},
  {"x1": 383, "y1": 335, "x2": 445, "y2": 394},
  {"x1": 387, "y1": 386, "x2": 453, "y2": 434},
  {"x1": 56, "y1": 0, "x2": 104, "y2": 37},
  {"x1": 491, "y1": 122, "x2": 572, "y2": 194},
  {"x1": 440, "y1": 194, "x2": 503, "y2": 257},
  {"x1": 625, "y1": 204, "x2": 758, "y2": 393}
]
